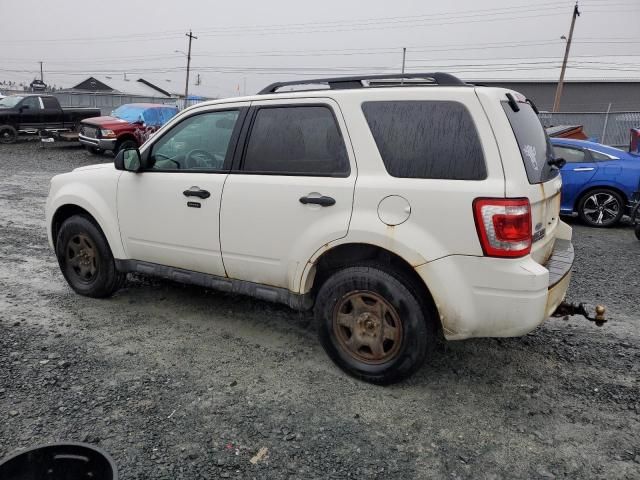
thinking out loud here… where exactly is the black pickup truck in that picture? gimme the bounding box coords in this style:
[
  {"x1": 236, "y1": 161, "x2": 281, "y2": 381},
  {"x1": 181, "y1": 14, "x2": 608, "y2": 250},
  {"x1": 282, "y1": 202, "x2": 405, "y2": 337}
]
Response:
[{"x1": 0, "y1": 94, "x2": 101, "y2": 144}]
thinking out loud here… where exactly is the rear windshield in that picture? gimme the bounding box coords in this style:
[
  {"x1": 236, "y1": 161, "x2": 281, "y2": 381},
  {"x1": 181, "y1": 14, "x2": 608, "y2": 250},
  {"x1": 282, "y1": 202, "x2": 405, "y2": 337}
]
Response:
[{"x1": 501, "y1": 101, "x2": 558, "y2": 184}]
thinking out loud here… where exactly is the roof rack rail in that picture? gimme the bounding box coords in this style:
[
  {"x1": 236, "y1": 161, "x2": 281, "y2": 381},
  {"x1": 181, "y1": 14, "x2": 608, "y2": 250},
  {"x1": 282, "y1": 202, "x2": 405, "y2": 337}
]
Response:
[{"x1": 258, "y1": 72, "x2": 467, "y2": 94}]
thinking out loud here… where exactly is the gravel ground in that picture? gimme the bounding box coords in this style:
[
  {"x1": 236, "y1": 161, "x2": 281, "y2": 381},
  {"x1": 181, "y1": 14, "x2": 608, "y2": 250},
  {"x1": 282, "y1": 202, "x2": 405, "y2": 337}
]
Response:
[{"x1": 1, "y1": 140, "x2": 639, "y2": 479}]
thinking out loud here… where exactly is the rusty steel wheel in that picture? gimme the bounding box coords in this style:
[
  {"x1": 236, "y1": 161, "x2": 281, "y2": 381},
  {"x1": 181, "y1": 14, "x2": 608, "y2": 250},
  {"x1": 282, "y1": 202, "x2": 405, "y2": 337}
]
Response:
[
  {"x1": 316, "y1": 265, "x2": 434, "y2": 384},
  {"x1": 56, "y1": 215, "x2": 126, "y2": 298},
  {"x1": 65, "y1": 233, "x2": 99, "y2": 283},
  {"x1": 333, "y1": 291, "x2": 404, "y2": 364}
]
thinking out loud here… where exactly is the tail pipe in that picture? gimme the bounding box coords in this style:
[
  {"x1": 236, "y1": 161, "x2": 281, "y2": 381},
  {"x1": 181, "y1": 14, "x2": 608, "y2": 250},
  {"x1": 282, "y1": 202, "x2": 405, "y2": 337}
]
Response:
[{"x1": 552, "y1": 302, "x2": 607, "y2": 327}]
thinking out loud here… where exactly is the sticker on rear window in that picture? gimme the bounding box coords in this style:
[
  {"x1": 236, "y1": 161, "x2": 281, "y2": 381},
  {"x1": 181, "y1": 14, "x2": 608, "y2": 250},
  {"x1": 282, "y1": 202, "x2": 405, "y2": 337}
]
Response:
[{"x1": 523, "y1": 144, "x2": 539, "y2": 171}]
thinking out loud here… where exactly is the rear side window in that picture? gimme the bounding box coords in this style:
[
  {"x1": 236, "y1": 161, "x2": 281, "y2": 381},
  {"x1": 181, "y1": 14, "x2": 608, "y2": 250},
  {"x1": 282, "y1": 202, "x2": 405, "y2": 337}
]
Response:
[
  {"x1": 243, "y1": 106, "x2": 349, "y2": 176},
  {"x1": 42, "y1": 97, "x2": 59, "y2": 109},
  {"x1": 361, "y1": 101, "x2": 486, "y2": 180},
  {"x1": 502, "y1": 102, "x2": 558, "y2": 184}
]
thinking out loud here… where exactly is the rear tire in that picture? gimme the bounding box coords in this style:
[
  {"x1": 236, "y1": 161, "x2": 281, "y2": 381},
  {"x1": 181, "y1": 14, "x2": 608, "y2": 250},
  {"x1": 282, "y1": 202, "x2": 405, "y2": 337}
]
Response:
[
  {"x1": 315, "y1": 264, "x2": 436, "y2": 384},
  {"x1": 577, "y1": 189, "x2": 624, "y2": 227},
  {"x1": 0, "y1": 125, "x2": 18, "y2": 144},
  {"x1": 115, "y1": 139, "x2": 137, "y2": 154},
  {"x1": 55, "y1": 215, "x2": 125, "y2": 298}
]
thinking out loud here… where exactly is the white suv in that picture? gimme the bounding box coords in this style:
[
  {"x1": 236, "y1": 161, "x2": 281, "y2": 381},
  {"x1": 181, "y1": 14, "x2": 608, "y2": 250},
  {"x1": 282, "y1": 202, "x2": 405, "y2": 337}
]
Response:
[{"x1": 46, "y1": 73, "x2": 574, "y2": 384}]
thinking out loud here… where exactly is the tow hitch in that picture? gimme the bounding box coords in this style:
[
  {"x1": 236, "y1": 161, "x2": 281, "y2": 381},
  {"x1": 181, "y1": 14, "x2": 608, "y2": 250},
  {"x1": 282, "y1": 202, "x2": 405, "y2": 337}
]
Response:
[{"x1": 552, "y1": 302, "x2": 607, "y2": 326}]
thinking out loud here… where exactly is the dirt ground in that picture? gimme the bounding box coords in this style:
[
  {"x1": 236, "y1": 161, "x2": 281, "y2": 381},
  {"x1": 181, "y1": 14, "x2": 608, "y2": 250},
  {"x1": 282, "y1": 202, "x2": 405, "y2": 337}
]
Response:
[{"x1": 1, "y1": 141, "x2": 639, "y2": 479}]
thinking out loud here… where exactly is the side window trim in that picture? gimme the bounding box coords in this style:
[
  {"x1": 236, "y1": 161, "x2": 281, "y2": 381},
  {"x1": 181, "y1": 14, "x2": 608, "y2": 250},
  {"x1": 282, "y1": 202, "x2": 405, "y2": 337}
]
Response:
[
  {"x1": 233, "y1": 103, "x2": 351, "y2": 177},
  {"x1": 141, "y1": 107, "x2": 248, "y2": 173}
]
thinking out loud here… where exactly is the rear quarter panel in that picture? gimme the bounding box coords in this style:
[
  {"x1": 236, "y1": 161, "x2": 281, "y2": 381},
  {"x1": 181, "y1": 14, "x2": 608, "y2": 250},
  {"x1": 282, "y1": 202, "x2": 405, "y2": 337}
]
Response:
[{"x1": 299, "y1": 87, "x2": 506, "y2": 292}]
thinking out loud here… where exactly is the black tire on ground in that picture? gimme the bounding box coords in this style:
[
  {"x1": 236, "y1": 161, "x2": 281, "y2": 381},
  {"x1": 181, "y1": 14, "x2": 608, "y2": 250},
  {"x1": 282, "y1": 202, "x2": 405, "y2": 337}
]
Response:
[
  {"x1": 85, "y1": 146, "x2": 103, "y2": 155},
  {"x1": 0, "y1": 125, "x2": 18, "y2": 144},
  {"x1": 55, "y1": 215, "x2": 126, "y2": 298},
  {"x1": 577, "y1": 188, "x2": 624, "y2": 228},
  {"x1": 635, "y1": 225, "x2": 640, "y2": 241},
  {"x1": 314, "y1": 264, "x2": 437, "y2": 384},
  {"x1": 115, "y1": 139, "x2": 138, "y2": 154}
]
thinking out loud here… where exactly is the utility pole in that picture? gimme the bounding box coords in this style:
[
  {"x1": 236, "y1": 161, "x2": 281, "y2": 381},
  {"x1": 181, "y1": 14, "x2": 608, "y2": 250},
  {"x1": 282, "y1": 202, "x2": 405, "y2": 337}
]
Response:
[
  {"x1": 553, "y1": 2, "x2": 580, "y2": 112},
  {"x1": 184, "y1": 30, "x2": 198, "y2": 108},
  {"x1": 401, "y1": 48, "x2": 406, "y2": 85},
  {"x1": 39, "y1": 61, "x2": 43, "y2": 82}
]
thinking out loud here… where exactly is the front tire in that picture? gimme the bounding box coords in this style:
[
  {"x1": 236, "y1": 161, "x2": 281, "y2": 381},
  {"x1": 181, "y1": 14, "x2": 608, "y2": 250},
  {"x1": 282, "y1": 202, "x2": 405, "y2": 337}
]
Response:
[
  {"x1": 115, "y1": 139, "x2": 137, "y2": 154},
  {"x1": 55, "y1": 215, "x2": 125, "y2": 298},
  {"x1": 85, "y1": 146, "x2": 103, "y2": 155},
  {"x1": 0, "y1": 125, "x2": 18, "y2": 144},
  {"x1": 315, "y1": 265, "x2": 435, "y2": 384},
  {"x1": 577, "y1": 189, "x2": 624, "y2": 227}
]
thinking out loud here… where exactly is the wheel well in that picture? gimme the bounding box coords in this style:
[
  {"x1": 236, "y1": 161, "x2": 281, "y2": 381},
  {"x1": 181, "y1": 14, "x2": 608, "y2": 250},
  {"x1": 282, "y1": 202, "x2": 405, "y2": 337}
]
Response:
[
  {"x1": 310, "y1": 243, "x2": 440, "y2": 325},
  {"x1": 51, "y1": 205, "x2": 102, "y2": 248},
  {"x1": 574, "y1": 186, "x2": 629, "y2": 212},
  {"x1": 116, "y1": 134, "x2": 137, "y2": 148}
]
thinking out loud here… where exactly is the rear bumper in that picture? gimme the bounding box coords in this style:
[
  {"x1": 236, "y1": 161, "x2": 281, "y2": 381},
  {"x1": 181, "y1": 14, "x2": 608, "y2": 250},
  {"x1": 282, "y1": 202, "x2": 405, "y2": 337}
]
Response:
[
  {"x1": 78, "y1": 134, "x2": 116, "y2": 151},
  {"x1": 416, "y1": 222, "x2": 573, "y2": 340}
]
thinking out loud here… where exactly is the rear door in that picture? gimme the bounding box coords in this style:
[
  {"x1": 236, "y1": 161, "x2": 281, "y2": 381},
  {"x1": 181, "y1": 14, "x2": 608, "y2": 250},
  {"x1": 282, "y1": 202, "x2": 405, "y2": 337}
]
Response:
[
  {"x1": 499, "y1": 99, "x2": 562, "y2": 264},
  {"x1": 553, "y1": 144, "x2": 598, "y2": 212},
  {"x1": 476, "y1": 89, "x2": 563, "y2": 265},
  {"x1": 41, "y1": 96, "x2": 64, "y2": 129},
  {"x1": 219, "y1": 98, "x2": 356, "y2": 291}
]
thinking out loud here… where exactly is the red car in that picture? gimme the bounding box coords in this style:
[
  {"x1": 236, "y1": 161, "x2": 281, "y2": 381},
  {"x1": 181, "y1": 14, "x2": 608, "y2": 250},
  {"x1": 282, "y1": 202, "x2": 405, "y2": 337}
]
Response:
[{"x1": 79, "y1": 103, "x2": 178, "y2": 155}]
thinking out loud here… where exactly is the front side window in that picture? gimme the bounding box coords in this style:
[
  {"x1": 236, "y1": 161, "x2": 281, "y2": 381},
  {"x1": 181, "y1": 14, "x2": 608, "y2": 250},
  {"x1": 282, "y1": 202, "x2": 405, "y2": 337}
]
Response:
[
  {"x1": 21, "y1": 96, "x2": 41, "y2": 110},
  {"x1": 553, "y1": 146, "x2": 587, "y2": 163},
  {"x1": 242, "y1": 106, "x2": 349, "y2": 176},
  {"x1": 149, "y1": 110, "x2": 239, "y2": 171},
  {"x1": 502, "y1": 102, "x2": 558, "y2": 184},
  {"x1": 362, "y1": 101, "x2": 487, "y2": 180}
]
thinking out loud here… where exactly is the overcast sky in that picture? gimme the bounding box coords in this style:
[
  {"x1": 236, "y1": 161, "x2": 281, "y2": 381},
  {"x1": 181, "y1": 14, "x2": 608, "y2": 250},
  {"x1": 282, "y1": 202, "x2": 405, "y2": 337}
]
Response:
[{"x1": 1, "y1": 0, "x2": 639, "y2": 97}]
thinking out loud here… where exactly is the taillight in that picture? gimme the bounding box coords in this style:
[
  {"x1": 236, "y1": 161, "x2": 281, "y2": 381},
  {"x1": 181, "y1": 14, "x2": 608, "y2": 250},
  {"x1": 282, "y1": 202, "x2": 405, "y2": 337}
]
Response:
[{"x1": 473, "y1": 198, "x2": 532, "y2": 258}]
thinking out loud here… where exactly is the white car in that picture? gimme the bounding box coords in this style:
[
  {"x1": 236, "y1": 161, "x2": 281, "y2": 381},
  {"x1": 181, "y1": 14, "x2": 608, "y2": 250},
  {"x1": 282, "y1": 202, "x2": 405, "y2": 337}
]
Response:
[{"x1": 46, "y1": 73, "x2": 577, "y2": 384}]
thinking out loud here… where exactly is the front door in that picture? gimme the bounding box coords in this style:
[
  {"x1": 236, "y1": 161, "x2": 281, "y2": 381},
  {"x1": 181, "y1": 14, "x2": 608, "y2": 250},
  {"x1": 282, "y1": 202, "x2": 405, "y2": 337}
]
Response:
[
  {"x1": 554, "y1": 145, "x2": 598, "y2": 213},
  {"x1": 220, "y1": 99, "x2": 356, "y2": 291},
  {"x1": 117, "y1": 105, "x2": 248, "y2": 276},
  {"x1": 18, "y1": 96, "x2": 43, "y2": 130}
]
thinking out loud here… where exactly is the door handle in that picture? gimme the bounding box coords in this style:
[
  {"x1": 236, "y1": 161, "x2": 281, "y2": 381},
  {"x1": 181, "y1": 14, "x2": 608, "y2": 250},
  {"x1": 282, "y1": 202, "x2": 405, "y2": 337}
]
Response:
[
  {"x1": 183, "y1": 187, "x2": 210, "y2": 199},
  {"x1": 299, "y1": 195, "x2": 336, "y2": 207},
  {"x1": 572, "y1": 167, "x2": 594, "y2": 172}
]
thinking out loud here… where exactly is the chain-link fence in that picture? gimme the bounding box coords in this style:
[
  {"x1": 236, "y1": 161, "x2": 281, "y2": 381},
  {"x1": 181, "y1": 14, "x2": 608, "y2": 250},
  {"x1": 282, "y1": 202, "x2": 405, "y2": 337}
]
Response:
[
  {"x1": 1, "y1": 89, "x2": 207, "y2": 115},
  {"x1": 539, "y1": 111, "x2": 640, "y2": 148}
]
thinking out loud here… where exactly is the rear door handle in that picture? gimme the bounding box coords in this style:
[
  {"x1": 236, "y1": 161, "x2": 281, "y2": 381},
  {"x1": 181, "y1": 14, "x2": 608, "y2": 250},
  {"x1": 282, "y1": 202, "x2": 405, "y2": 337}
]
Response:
[
  {"x1": 573, "y1": 167, "x2": 595, "y2": 172},
  {"x1": 299, "y1": 195, "x2": 335, "y2": 207},
  {"x1": 183, "y1": 187, "x2": 210, "y2": 199}
]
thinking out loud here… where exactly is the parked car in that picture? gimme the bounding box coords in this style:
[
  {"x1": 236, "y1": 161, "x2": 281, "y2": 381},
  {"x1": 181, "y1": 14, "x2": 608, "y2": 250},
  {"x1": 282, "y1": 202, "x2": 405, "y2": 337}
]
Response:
[
  {"x1": 0, "y1": 95, "x2": 100, "y2": 144},
  {"x1": 551, "y1": 138, "x2": 640, "y2": 227},
  {"x1": 47, "y1": 73, "x2": 582, "y2": 384},
  {"x1": 78, "y1": 103, "x2": 179, "y2": 155}
]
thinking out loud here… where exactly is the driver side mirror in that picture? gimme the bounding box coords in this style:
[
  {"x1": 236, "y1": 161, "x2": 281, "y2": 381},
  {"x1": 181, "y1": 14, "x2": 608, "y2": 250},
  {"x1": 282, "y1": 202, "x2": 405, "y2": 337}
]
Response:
[
  {"x1": 19, "y1": 105, "x2": 29, "y2": 112},
  {"x1": 114, "y1": 148, "x2": 142, "y2": 172}
]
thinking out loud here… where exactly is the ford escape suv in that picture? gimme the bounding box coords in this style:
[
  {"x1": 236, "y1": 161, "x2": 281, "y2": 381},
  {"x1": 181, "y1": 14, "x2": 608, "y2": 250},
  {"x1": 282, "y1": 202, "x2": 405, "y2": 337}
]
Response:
[{"x1": 46, "y1": 73, "x2": 575, "y2": 384}]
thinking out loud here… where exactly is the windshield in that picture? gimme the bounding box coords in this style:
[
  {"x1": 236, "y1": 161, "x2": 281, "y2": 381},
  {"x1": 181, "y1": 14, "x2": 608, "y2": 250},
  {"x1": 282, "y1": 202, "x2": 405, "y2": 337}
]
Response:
[
  {"x1": 111, "y1": 104, "x2": 178, "y2": 126},
  {"x1": 0, "y1": 96, "x2": 24, "y2": 108},
  {"x1": 111, "y1": 104, "x2": 147, "y2": 123}
]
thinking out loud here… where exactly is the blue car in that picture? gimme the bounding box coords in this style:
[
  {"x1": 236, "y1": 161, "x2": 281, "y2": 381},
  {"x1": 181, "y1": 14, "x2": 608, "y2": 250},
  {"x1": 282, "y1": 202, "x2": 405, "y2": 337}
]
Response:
[{"x1": 551, "y1": 138, "x2": 640, "y2": 227}]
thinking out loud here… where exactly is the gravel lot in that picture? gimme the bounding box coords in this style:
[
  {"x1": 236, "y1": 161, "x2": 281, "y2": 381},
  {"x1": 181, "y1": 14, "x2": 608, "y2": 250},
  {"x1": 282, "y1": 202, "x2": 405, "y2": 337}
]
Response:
[{"x1": 1, "y1": 140, "x2": 639, "y2": 479}]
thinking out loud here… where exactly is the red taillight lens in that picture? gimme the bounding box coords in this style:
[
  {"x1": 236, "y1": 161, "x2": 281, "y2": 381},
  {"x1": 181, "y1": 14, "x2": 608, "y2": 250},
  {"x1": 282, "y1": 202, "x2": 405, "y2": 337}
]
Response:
[{"x1": 473, "y1": 198, "x2": 532, "y2": 258}]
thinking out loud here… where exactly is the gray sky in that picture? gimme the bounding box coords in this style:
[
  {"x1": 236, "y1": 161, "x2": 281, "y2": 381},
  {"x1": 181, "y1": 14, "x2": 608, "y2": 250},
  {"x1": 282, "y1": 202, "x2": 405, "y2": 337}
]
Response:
[{"x1": 1, "y1": 0, "x2": 639, "y2": 97}]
